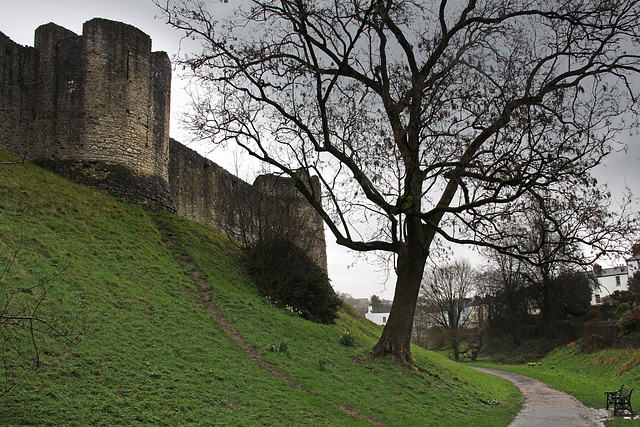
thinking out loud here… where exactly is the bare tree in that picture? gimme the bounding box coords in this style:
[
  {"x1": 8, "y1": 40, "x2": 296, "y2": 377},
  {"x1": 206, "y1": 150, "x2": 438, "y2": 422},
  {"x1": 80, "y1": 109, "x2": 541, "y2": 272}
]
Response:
[
  {"x1": 157, "y1": 0, "x2": 640, "y2": 364},
  {"x1": 0, "y1": 232, "x2": 79, "y2": 397},
  {"x1": 483, "y1": 193, "x2": 621, "y2": 332},
  {"x1": 0, "y1": 164, "x2": 81, "y2": 396},
  {"x1": 480, "y1": 251, "x2": 533, "y2": 344},
  {"x1": 417, "y1": 259, "x2": 477, "y2": 360}
]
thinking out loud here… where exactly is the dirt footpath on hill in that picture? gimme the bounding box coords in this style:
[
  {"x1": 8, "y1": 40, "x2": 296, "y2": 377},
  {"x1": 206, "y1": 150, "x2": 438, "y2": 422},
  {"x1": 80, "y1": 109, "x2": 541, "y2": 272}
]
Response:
[{"x1": 471, "y1": 367, "x2": 612, "y2": 426}]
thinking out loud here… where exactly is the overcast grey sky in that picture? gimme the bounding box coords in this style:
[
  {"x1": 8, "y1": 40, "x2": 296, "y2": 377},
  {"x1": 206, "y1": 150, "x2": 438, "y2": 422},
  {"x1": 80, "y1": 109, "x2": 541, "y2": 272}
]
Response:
[{"x1": 2, "y1": 0, "x2": 639, "y2": 300}]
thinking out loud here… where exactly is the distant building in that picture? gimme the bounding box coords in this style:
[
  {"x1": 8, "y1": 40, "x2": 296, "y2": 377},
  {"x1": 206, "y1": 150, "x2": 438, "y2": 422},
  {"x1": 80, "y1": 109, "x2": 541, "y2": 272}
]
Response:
[
  {"x1": 591, "y1": 244, "x2": 640, "y2": 305},
  {"x1": 466, "y1": 297, "x2": 488, "y2": 329},
  {"x1": 364, "y1": 304, "x2": 392, "y2": 325}
]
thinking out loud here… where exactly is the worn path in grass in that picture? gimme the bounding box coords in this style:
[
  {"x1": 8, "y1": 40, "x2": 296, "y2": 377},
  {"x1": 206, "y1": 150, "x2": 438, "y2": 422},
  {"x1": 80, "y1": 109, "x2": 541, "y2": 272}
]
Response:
[
  {"x1": 155, "y1": 221, "x2": 384, "y2": 426},
  {"x1": 471, "y1": 367, "x2": 610, "y2": 426}
]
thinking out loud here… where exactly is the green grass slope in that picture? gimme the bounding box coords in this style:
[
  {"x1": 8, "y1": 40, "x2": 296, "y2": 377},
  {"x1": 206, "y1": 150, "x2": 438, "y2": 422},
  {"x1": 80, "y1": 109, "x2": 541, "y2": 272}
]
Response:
[{"x1": 0, "y1": 150, "x2": 520, "y2": 425}]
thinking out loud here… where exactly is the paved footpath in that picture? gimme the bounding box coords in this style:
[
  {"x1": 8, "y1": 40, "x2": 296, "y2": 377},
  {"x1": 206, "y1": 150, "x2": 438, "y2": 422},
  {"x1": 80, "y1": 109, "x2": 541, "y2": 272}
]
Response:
[{"x1": 471, "y1": 367, "x2": 611, "y2": 427}]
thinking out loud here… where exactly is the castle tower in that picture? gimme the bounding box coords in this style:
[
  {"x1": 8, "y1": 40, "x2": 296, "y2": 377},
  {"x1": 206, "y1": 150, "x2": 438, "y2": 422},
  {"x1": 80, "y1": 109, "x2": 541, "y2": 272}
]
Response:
[
  {"x1": 253, "y1": 171, "x2": 328, "y2": 272},
  {"x1": 32, "y1": 19, "x2": 174, "y2": 211}
]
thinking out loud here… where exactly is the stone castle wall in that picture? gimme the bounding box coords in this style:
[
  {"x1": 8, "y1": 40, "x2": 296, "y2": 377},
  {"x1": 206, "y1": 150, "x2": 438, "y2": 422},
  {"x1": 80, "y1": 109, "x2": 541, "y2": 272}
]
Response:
[
  {"x1": 169, "y1": 139, "x2": 254, "y2": 235},
  {"x1": 1, "y1": 19, "x2": 174, "y2": 210},
  {"x1": 168, "y1": 141, "x2": 327, "y2": 270},
  {"x1": 0, "y1": 31, "x2": 37, "y2": 156},
  {"x1": 253, "y1": 172, "x2": 327, "y2": 270},
  {"x1": 0, "y1": 18, "x2": 327, "y2": 271}
]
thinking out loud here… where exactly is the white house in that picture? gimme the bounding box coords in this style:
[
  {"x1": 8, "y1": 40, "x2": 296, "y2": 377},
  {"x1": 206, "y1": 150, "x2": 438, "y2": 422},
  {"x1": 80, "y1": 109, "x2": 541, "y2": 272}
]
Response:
[
  {"x1": 364, "y1": 306, "x2": 391, "y2": 325},
  {"x1": 591, "y1": 245, "x2": 640, "y2": 305}
]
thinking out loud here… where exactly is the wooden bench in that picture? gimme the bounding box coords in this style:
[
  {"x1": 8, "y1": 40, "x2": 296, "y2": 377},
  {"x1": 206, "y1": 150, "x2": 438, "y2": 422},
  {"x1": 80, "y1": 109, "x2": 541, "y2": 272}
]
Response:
[{"x1": 605, "y1": 385, "x2": 634, "y2": 417}]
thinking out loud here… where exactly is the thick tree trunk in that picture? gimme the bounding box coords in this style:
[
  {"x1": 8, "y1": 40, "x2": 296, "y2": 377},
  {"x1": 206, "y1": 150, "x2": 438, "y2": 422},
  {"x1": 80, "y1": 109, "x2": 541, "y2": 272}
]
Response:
[{"x1": 370, "y1": 217, "x2": 427, "y2": 364}]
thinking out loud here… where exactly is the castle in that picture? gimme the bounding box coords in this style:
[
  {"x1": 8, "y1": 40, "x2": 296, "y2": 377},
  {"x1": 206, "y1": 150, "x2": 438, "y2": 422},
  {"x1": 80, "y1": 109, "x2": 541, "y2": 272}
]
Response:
[{"x1": 0, "y1": 18, "x2": 327, "y2": 270}]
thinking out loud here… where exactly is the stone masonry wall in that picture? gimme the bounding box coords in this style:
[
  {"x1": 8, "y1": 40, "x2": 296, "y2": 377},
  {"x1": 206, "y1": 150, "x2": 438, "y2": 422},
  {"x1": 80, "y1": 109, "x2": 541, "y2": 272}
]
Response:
[
  {"x1": 169, "y1": 141, "x2": 328, "y2": 271},
  {"x1": 169, "y1": 139, "x2": 255, "y2": 234},
  {"x1": 0, "y1": 31, "x2": 37, "y2": 156},
  {"x1": 254, "y1": 172, "x2": 328, "y2": 271},
  {"x1": 32, "y1": 22, "x2": 82, "y2": 161}
]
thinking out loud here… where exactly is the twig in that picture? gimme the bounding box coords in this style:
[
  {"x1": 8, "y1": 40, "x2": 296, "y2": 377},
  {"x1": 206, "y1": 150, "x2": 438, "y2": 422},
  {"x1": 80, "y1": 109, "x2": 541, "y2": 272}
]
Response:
[{"x1": 0, "y1": 152, "x2": 28, "y2": 167}]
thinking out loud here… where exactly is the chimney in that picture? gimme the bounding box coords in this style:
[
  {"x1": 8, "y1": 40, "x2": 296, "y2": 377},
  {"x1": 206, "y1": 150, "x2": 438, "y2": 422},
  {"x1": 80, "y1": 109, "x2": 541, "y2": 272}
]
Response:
[
  {"x1": 632, "y1": 244, "x2": 640, "y2": 257},
  {"x1": 593, "y1": 264, "x2": 602, "y2": 273}
]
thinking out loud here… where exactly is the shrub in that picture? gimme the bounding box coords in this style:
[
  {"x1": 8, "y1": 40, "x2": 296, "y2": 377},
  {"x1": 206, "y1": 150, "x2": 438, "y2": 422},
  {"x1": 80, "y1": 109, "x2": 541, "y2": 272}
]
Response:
[
  {"x1": 266, "y1": 340, "x2": 291, "y2": 356},
  {"x1": 318, "y1": 359, "x2": 329, "y2": 371},
  {"x1": 587, "y1": 308, "x2": 600, "y2": 322},
  {"x1": 602, "y1": 290, "x2": 635, "y2": 312},
  {"x1": 629, "y1": 306, "x2": 640, "y2": 323},
  {"x1": 617, "y1": 302, "x2": 632, "y2": 316},
  {"x1": 339, "y1": 331, "x2": 355, "y2": 346},
  {"x1": 244, "y1": 237, "x2": 342, "y2": 324},
  {"x1": 618, "y1": 306, "x2": 640, "y2": 336},
  {"x1": 581, "y1": 334, "x2": 609, "y2": 353}
]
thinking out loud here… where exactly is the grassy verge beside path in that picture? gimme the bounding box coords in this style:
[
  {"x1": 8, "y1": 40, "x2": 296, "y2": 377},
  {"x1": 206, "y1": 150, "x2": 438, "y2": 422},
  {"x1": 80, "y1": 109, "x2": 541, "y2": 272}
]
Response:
[{"x1": 470, "y1": 346, "x2": 640, "y2": 426}]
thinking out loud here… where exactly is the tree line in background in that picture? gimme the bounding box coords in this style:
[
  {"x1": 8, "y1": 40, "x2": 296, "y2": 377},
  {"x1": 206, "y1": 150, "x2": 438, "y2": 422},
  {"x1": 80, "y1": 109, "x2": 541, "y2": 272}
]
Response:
[
  {"x1": 410, "y1": 256, "x2": 592, "y2": 360},
  {"x1": 338, "y1": 195, "x2": 639, "y2": 360},
  {"x1": 411, "y1": 255, "x2": 640, "y2": 361},
  {"x1": 357, "y1": 252, "x2": 640, "y2": 362},
  {"x1": 412, "y1": 196, "x2": 640, "y2": 359}
]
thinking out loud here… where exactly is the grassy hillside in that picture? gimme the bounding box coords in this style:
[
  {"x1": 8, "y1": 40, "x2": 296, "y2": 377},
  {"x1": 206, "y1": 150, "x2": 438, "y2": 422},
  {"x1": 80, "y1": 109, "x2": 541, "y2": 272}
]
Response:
[{"x1": 0, "y1": 150, "x2": 520, "y2": 425}]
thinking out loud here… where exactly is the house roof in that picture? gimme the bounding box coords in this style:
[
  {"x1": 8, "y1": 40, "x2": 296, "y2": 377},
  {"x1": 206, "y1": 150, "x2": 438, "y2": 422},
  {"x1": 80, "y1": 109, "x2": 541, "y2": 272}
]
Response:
[
  {"x1": 593, "y1": 265, "x2": 628, "y2": 277},
  {"x1": 370, "y1": 305, "x2": 392, "y2": 313}
]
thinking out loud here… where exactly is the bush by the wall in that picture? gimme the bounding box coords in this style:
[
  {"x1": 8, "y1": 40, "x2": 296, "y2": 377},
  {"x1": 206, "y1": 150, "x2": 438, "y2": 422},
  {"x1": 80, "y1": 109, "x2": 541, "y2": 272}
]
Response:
[{"x1": 244, "y1": 237, "x2": 341, "y2": 324}]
